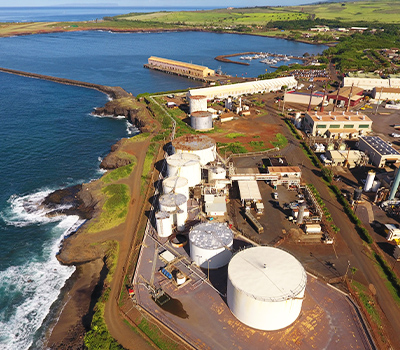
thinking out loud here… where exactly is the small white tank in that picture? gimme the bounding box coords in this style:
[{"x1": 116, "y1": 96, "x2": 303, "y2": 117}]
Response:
[
  {"x1": 175, "y1": 209, "x2": 187, "y2": 232},
  {"x1": 155, "y1": 211, "x2": 173, "y2": 238},
  {"x1": 189, "y1": 95, "x2": 207, "y2": 114},
  {"x1": 166, "y1": 153, "x2": 201, "y2": 187},
  {"x1": 191, "y1": 111, "x2": 213, "y2": 130},
  {"x1": 159, "y1": 193, "x2": 187, "y2": 215},
  {"x1": 208, "y1": 165, "x2": 226, "y2": 182},
  {"x1": 162, "y1": 176, "x2": 189, "y2": 199},
  {"x1": 176, "y1": 271, "x2": 186, "y2": 285},
  {"x1": 364, "y1": 170, "x2": 376, "y2": 192}
]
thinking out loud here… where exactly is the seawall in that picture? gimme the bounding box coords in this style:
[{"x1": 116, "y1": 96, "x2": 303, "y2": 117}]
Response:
[{"x1": 0, "y1": 67, "x2": 130, "y2": 99}]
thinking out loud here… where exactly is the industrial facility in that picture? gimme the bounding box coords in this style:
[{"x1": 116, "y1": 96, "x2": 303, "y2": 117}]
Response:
[{"x1": 357, "y1": 136, "x2": 400, "y2": 168}]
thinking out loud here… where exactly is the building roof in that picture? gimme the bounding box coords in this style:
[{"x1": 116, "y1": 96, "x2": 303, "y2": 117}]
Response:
[
  {"x1": 228, "y1": 247, "x2": 307, "y2": 301},
  {"x1": 148, "y1": 56, "x2": 211, "y2": 71},
  {"x1": 328, "y1": 86, "x2": 364, "y2": 98},
  {"x1": 377, "y1": 87, "x2": 400, "y2": 93},
  {"x1": 268, "y1": 166, "x2": 301, "y2": 173},
  {"x1": 238, "y1": 180, "x2": 262, "y2": 201},
  {"x1": 306, "y1": 111, "x2": 371, "y2": 123},
  {"x1": 360, "y1": 136, "x2": 400, "y2": 156}
]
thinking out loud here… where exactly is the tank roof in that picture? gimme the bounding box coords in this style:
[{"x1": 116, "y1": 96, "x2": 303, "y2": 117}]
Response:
[
  {"x1": 159, "y1": 193, "x2": 187, "y2": 207},
  {"x1": 163, "y1": 176, "x2": 189, "y2": 188},
  {"x1": 191, "y1": 111, "x2": 212, "y2": 118},
  {"x1": 172, "y1": 134, "x2": 216, "y2": 151},
  {"x1": 228, "y1": 247, "x2": 306, "y2": 302},
  {"x1": 189, "y1": 222, "x2": 233, "y2": 250},
  {"x1": 155, "y1": 211, "x2": 171, "y2": 219},
  {"x1": 166, "y1": 153, "x2": 200, "y2": 167}
]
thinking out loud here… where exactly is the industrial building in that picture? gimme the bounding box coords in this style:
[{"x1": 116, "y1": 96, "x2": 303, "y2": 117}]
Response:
[
  {"x1": 284, "y1": 91, "x2": 324, "y2": 106},
  {"x1": 303, "y1": 111, "x2": 372, "y2": 138},
  {"x1": 357, "y1": 136, "x2": 400, "y2": 168},
  {"x1": 146, "y1": 56, "x2": 215, "y2": 79},
  {"x1": 343, "y1": 77, "x2": 400, "y2": 91},
  {"x1": 227, "y1": 246, "x2": 307, "y2": 331},
  {"x1": 371, "y1": 87, "x2": 400, "y2": 101},
  {"x1": 325, "y1": 150, "x2": 365, "y2": 168},
  {"x1": 327, "y1": 86, "x2": 364, "y2": 107},
  {"x1": 186, "y1": 76, "x2": 298, "y2": 100},
  {"x1": 267, "y1": 166, "x2": 302, "y2": 186}
]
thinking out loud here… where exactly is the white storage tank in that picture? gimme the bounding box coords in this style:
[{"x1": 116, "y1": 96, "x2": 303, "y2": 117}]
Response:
[
  {"x1": 191, "y1": 111, "x2": 213, "y2": 130},
  {"x1": 159, "y1": 193, "x2": 188, "y2": 216},
  {"x1": 176, "y1": 209, "x2": 187, "y2": 232},
  {"x1": 189, "y1": 222, "x2": 233, "y2": 269},
  {"x1": 172, "y1": 134, "x2": 216, "y2": 166},
  {"x1": 364, "y1": 170, "x2": 376, "y2": 192},
  {"x1": 227, "y1": 246, "x2": 307, "y2": 331},
  {"x1": 166, "y1": 153, "x2": 201, "y2": 187},
  {"x1": 155, "y1": 211, "x2": 173, "y2": 238},
  {"x1": 208, "y1": 165, "x2": 226, "y2": 182},
  {"x1": 189, "y1": 95, "x2": 207, "y2": 114},
  {"x1": 162, "y1": 176, "x2": 189, "y2": 199}
]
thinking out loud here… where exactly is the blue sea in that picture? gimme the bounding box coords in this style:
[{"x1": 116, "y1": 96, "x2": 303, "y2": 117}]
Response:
[{"x1": 0, "y1": 7, "x2": 327, "y2": 350}]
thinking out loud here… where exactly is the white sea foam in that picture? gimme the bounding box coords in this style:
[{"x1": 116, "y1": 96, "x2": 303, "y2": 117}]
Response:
[
  {"x1": 0, "y1": 216, "x2": 81, "y2": 350},
  {"x1": 126, "y1": 121, "x2": 140, "y2": 136},
  {"x1": 0, "y1": 190, "x2": 72, "y2": 228}
]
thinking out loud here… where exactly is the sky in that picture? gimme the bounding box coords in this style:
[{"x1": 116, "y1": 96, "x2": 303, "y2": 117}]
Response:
[{"x1": 0, "y1": 1, "x2": 324, "y2": 7}]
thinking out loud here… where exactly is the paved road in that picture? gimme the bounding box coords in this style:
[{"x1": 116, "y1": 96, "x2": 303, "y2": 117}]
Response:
[{"x1": 276, "y1": 111, "x2": 400, "y2": 348}]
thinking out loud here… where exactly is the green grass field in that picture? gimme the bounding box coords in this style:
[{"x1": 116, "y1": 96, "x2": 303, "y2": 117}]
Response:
[
  {"x1": 286, "y1": 0, "x2": 400, "y2": 23},
  {"x1": 116, "y1": 9, "x2": 308, "y2": 25}
]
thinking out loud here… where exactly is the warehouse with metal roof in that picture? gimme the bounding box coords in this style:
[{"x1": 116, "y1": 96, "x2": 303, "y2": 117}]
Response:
[
  {"x1": 357, "y1": 136, "x2": 400, "y2": 168},
  {"x1": 187, "y1": 76, "x2": 298, "y2": 100}
]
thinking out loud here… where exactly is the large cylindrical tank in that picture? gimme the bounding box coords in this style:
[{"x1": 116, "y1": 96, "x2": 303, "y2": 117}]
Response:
[
  {"x1": 191, "y1": 111, "x2": 213, "y2": 130},
  {"x1": 176, "y1": 209, "x2": 187, "y2": 232},
  {"x1": 189, "y1": 95, "x2": 207, "y2": 114},
  {"x1": 166, "y1": 153, "x2": 201, "y2": 187},
  {"x1": 159, "y1": 193, "x2": 187, "y2": 216},
  {"x1": 189, "y1": 222, "x2": 233, "y2": 269},
  {"x1": 208, "y1": 165, "x2": 227, "y2": 182},
  {"x1": 227, "y1": 246, "x2": 307, "y2": 331},
  {"x1": 172, "y1": 134, "x2": 216, "y2": 166},
  {"x1": 155, "y1": 211, "x2": 173, "y2": 238},
  {"x1": 162, "y1": 176, "x2": 189, "y2": 199},
  {"x1": 364, "y1": 170, "x2": 376, "y2": 192}
]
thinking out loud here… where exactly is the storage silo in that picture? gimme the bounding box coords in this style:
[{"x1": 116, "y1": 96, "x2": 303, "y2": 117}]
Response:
[
  {"x1": 227, "y1": 246, "x2": 307, "y2": 331},
  {"x1": 208, "y1": 165, "x2": 226, "y2": 182},
  {"x1": 159, "y1": 192, "x2": 187, "y2": 213},
  {"x1": 163, "y1": 176, "x2": 189, "y2": 199},
  {"x1": 166, "y1": 153, "x2": 201, "y2": 187},
  {"x1": 176, "y1": 209, "x2": 187, "y2": 232},
  {"x1": 172, "y1": 134, "x2": 216, "y2": 166},
  {"x1": 155, "y1": 211, "x2": 173, "y2": 238},
  {"x1": 189, "y1": 222, "x2": 233, "y2": 269},
  {"x1": 364, "y1": 170, "x2": 376, "y2": 192},
  {"x1": 189, "y1": 95, "x2": 207, "y2": 114},
  {"x1": 353, "y1": 187, "x2": 363, "y2": 201},
  {"x1": 191, "y1": 111, "x2": 213, "y2": 130}
]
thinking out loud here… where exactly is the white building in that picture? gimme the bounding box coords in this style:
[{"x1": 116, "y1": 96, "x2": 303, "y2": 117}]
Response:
[{"x1": 187, "y1": 76, "x2": 298, "y2": 100}]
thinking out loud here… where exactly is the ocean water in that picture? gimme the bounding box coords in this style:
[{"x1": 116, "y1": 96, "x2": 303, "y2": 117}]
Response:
[
  {"x1": 0, "y1": 6, "x2": 218, "y2": 23},
  {"x1": 0, "y1": 8, "x2": 327, "y2": 350}
]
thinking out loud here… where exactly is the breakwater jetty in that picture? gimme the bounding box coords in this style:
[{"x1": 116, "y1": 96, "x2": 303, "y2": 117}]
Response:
[
  {"x1": 0, "y1": 67, "x2": 130, "y2": 99},
  {"x1": 215, "y1": 52, "x2": 307, "y2": 65}
]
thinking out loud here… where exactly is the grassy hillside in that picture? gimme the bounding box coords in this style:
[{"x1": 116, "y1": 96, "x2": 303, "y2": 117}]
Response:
[
  {"x1": 286, "y1": 0, "x2": 400, "y2": 23},
  {"x1": 115, "y1": 8, "x2": 309, "y2": 25}
]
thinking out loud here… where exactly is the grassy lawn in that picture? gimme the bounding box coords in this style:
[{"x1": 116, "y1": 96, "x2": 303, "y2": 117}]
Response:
[
  {"x1": 141, "y1": 143, "x2": 158, "y2": 194},
  {"x1": 271, "y1": 133, "x2": 288, "y2": 149}
]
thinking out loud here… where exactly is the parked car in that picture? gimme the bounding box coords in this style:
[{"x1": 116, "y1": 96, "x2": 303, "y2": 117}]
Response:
[
  {"x1": 273, "y1": 192, "x2": 278, "y2": 200},
  {"x1": 391, "y1": 133, "x2": 400, "y2": 138}
]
